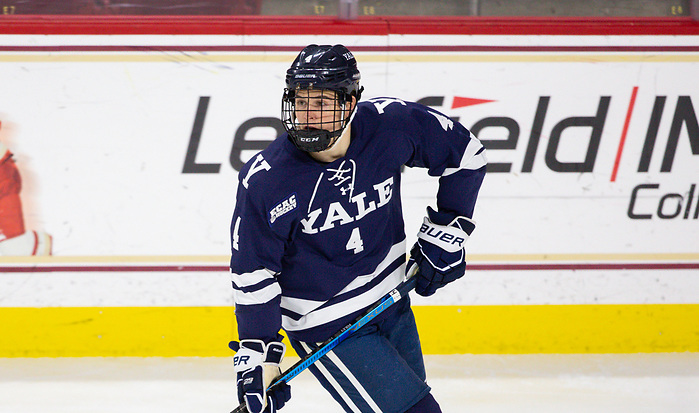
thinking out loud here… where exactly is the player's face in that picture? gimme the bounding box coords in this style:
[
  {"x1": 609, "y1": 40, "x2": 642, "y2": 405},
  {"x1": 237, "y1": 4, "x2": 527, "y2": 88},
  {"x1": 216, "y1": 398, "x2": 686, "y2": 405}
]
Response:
[{"x1": 294, "y1": 89, "x2": 347, "y2": 132}]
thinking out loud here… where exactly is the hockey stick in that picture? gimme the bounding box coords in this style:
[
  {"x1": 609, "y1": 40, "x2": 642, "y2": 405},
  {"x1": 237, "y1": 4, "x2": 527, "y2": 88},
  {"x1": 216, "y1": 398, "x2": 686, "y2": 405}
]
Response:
[{"x1": 230, "y1": 265, "x2": 418, "y2": 413}]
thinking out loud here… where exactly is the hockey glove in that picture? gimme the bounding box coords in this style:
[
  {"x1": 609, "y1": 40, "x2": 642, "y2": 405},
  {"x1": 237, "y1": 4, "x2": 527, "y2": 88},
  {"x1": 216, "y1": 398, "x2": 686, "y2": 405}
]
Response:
[
  {"x1": 230, "y1": 339, "x2": 291, "y2": 413},
  {"x1": 410, "y1": 206, "x2": 476, "y2": 297}
]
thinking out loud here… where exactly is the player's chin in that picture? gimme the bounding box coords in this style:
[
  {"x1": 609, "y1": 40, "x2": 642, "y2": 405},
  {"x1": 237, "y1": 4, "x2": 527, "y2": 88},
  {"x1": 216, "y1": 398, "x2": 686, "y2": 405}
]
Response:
[{"x1": 302, "y1": 126, "x2": 327, "y2": 132}]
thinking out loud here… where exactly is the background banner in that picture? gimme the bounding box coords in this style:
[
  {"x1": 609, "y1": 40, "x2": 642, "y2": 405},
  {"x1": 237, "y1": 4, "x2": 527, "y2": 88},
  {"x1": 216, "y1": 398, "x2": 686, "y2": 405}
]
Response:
[
  {"x1": 1, "y1": 36, "x2": 696, "y2": 257},
  {"x1": 1, "y1": 31, "x2": 697, "y2": 355}
]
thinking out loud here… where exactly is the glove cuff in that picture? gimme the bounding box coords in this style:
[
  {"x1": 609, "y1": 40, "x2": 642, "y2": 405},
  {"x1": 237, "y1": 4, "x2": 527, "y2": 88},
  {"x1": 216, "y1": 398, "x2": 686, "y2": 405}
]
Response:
[
  {"x1": 426, "y1": 206, "x2": 476, "y2": 235},
  {"x1": 264, "y1": 341, "x2": 285, "y2": 364},
  {"x1": 233, "y1": 339, "x2": 266, "y2": 374}
]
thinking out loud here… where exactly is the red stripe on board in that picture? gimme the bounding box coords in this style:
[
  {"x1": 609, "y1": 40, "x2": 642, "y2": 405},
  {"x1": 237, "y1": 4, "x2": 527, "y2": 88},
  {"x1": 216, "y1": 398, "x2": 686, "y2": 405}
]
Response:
[
  {"x1": 611, "y1": 86, "x2": 639, "y2": 182},
  {"x1": 1, "y1": 262, "x2": 698, "y2": 273},
  {"x1": 0, "y1": 16, "x2": 697, "y2": 36},
  {"x1": 2, "y1": 45, "x2": 699, "y2": 53}
]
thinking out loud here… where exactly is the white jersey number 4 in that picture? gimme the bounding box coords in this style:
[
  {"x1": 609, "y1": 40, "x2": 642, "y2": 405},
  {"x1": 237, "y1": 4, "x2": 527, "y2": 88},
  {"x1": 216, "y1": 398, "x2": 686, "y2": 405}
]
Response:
[
  {"x1": 346, "y1": 227, "x2": 364, "y2": 254},
  {"x1": 231, "y1": 216, "x2": 241, "y2": 250}
]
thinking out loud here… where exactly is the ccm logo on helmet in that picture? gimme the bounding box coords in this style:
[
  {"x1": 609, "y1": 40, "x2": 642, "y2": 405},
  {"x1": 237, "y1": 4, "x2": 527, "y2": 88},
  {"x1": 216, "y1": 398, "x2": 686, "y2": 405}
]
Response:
[{"x1": 419, "y1": 224, "x2": 465, "y2": 247}]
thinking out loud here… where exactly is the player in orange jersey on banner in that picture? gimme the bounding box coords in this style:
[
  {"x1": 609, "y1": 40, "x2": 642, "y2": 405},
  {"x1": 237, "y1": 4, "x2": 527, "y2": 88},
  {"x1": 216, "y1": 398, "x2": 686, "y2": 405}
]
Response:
[{"x1": 0, "y1": 121, "x2": 52, "y2": 256}]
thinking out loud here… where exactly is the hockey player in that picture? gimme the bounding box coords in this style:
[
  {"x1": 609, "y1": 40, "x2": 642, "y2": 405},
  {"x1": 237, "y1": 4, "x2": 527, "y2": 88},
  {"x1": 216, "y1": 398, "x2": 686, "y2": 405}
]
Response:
[{"x1": 229, "y1": 44, "x2": 486, "y2": 413}]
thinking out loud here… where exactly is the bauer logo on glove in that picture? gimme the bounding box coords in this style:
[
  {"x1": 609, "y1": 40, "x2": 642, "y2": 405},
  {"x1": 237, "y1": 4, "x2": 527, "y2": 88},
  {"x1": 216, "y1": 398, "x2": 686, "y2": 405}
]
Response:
[
  {"x1": 410, "y1": 206, "x2": 476, "y2": 297},
  {"x1": 418, "y1": 219, "x2": 468, "y2": 252}
]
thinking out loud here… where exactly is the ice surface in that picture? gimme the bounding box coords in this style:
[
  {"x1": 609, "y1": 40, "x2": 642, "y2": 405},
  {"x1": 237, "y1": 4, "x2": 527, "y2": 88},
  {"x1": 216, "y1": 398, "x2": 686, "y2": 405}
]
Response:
[{"x1": 0, "y1": 353, "x2": 697, "y2": 413}]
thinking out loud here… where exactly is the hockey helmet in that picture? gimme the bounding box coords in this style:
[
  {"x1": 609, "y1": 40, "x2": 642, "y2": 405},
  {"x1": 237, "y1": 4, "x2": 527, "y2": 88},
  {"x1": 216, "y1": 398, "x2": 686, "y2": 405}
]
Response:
[{"x1": 281, "y1": 44, "x2": 364, "y2": 153}]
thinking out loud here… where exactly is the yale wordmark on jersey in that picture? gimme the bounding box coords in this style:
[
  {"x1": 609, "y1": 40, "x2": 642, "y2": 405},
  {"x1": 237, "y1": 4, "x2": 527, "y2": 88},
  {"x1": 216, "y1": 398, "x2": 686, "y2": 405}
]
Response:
[
  {"x1": 242, "y1": 149, "x2": 396, "y2": 236},
  {"x1": 300, "y1": 175, "x2": 394, "y2": 234}
]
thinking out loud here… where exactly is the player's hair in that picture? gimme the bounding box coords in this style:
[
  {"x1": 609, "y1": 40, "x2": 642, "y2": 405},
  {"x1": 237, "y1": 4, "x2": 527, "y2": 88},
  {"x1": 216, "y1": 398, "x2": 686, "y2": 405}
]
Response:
[{"x1": 281, "y1": 44, "x2": 364, "y2": 153}]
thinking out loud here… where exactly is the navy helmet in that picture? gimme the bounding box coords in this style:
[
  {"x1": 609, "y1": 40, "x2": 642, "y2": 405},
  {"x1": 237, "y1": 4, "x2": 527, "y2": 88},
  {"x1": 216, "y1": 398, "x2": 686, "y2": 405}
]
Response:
[
  {"x1": 285, "y1": 44, "x2": 362, "y2": 98},
  {"x1": 282, "y1": 44, "x2": 364, "y2": 153}
]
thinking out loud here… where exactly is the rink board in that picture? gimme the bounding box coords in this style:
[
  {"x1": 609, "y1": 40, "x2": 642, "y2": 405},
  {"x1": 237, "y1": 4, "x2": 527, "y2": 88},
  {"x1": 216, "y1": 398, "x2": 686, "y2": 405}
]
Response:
[
  {"x1": 1, "y1": 253, "x2": 698, "y2": 356},
  {"x1": 1, "y1": 23, "x2": 698, "y2": 357},
  {"x1": 1, "y1": 303, "x2": 697, "y2": 357}
]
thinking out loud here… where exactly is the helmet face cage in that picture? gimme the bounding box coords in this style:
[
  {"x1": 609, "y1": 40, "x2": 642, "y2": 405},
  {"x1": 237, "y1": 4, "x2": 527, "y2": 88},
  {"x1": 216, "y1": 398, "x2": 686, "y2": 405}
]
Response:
[{"x1": 282, "y1": 87, "x2": 353, "y2": 153}]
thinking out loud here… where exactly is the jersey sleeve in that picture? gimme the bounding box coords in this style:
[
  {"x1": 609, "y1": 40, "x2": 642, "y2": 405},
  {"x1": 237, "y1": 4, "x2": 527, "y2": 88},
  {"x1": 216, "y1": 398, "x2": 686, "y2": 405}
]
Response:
[
  {"x1": 400, "y1": 102, "x2": 487, "y2": 219},
  {"x1": 229, "y1": 162, "x2": 286, "y2": 343}
]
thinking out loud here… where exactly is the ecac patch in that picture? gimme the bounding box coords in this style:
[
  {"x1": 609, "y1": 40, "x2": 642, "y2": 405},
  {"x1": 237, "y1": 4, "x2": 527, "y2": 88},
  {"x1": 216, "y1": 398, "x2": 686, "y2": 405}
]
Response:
[{"x1": 269, "y1": 193, "x2": 297, "y2": 224}]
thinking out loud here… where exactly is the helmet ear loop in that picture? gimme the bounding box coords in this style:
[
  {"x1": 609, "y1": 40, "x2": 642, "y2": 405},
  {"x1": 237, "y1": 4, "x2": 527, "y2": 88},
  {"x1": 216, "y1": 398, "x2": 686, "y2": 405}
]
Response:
[
  {"x1": 329, "y1": 97, "x2": 354, "y2": 149},
  {"x1": 337, "y1": 92, "x2": 352, "y2": 127},
  {"x1": 339, "y1": 94, "x2": 355, "y2": 129},
  {"x1": 336, "y1": 101, "x2": 344, "y2": 129}
]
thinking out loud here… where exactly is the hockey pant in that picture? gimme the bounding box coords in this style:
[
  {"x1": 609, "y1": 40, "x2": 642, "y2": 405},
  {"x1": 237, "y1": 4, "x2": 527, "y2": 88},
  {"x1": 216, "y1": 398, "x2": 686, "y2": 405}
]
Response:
[{"x1": 290, "y1": 295, "x2": 441, "y2": 413}]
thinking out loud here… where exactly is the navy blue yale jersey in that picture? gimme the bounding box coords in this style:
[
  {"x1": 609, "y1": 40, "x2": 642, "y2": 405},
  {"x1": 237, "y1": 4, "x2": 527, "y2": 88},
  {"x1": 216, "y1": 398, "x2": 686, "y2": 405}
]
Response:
[{"x1": 230, "y1": 97, "x2": 486, "y2": 344}]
